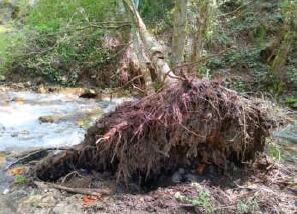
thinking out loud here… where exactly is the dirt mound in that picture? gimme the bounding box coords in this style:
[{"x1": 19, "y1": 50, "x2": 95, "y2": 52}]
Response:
[{"x1": 35, "y1": 79, "x2": 271, "y2": 184}]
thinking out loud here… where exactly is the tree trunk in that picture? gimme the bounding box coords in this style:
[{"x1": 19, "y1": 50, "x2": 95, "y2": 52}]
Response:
[
  {"x1": 190, "y1": 1, "x2": 209, "y2": 66},
  {"x1": 122, "y1": 0, "x2": 177, "y2": 85},
  {"x1": 171, "y1": 0, "x2": 188, "y2": 66}
]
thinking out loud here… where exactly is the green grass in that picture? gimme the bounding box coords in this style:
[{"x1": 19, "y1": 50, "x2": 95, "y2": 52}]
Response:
[{"x1": 175, "y1": 183, "x2": 214, "y2": 214}]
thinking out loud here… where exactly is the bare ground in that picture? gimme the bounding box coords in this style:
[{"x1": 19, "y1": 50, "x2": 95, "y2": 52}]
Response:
[{"x1": 0, "y1": 154, "x2": 296, "y2": 214}]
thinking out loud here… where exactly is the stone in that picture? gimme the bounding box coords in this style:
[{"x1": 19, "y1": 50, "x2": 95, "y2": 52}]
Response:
[
  {"x1": 79, "y1": 89, "x2": 101, "y2": 99},
  {"x1": 37, "y1": 85, "x2": 47, "y2": 93},
  {"x1": 3, "y1": 188, "x2": 9, "y2": 195},
  {"x1": 38, "y1": 115, "x2": 59, "y2": 123},
  {"x1": 171, "y1": 171, "x2": 182, "y2": 183}
]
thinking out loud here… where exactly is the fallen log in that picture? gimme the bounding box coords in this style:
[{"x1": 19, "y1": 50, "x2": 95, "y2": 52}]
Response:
[{"x1": 34, "y1": 79, "x2": 270, "y2": 185}]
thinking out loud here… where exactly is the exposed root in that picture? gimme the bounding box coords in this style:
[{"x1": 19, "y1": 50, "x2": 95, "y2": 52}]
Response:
[
  {"x1": 35, "y1": 79, "x2": 271, "y2": 185},
  {"x1": 6, "y1": 147, "x2": 76, "y2": 170}
]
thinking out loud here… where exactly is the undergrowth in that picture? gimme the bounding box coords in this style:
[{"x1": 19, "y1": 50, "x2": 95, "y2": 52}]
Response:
[
  {"x1": 198, "y1": 0, "x2": 297, "y2": 94},
  {"x1": 175, "y1": 183, "x2": 214, "y2": 214},
  {"x1": 1, "y1": 0, "x2": 126, "y2": 86},
  {"x1": 0, "y1": 0, "x2": 296, "y2": 93}
]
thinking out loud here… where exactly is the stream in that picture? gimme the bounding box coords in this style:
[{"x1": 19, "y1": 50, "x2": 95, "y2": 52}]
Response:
[{"x1": 0, "y1": 88, "x2": 127, "y2": 192}]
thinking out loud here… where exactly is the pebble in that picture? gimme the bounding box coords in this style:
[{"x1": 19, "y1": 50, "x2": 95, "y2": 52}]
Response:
[
  {"x1": 171, "y1": 172, "x2": 182, "y2": 183},
  {"x1": 3, "y1": 188, "x2": 9, "y2": 195}
]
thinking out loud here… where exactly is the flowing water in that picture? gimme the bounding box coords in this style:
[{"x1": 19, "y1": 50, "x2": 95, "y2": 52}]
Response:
[{"x1": 0, "y1": 88, "x2": 127, "y2": 192}]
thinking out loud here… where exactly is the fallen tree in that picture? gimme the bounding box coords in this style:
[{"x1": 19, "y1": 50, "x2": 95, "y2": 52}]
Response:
[{"x1": 34, "y1": 0, "x2": 271, "y2": 185}]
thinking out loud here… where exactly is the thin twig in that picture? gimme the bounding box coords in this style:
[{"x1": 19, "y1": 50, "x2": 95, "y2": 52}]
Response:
[
  {"x1": 61, "y1": 171, "x2": 86, "y2": 184},
  {"x1": 34, "y1": 181, "x2": 111, "y2": 197}
]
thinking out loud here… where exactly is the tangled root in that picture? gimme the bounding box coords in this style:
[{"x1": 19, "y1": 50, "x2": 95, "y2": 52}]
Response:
[{"x1": 35, "y1": 79, "x2": 271, "y2": 184}]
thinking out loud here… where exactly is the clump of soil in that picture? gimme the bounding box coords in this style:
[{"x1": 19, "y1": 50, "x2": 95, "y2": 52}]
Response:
[{"x1": 35, "y1": 79, "x2": 271, "y2": 185}]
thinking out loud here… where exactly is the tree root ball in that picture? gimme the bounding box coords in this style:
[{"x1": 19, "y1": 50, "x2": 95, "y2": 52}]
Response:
[{"x1": 35, "y1": 80, "x2": 271, "y2": 184}]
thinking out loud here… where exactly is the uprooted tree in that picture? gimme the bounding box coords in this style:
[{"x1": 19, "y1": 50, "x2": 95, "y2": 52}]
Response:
[{"x1": 34, "y1": 0, "x2": 271, "y2": 185}]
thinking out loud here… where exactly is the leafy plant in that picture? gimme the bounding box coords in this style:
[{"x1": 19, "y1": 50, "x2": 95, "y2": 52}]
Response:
[
  {"x1": 237, "y1": 198, "x2": 259, "y2": 214},
  {"x1": 1, "y1": 0, "x2": 126, "y2": 86},
  {"x1": 267, "y1": 142, "x2": 282, "y2": 161},
  {"x1": 175, "y1": 183, "x2": 214, "y2": 214},
  {"x1": 0, "y1": 25, "x2": 25, "y2": 74},
  {"x1": 14, "y1": 175, "x2": 27, "y2": 184}
]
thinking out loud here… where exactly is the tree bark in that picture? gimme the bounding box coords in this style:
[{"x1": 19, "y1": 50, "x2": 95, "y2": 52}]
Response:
[
  {"x1": 122, "y1": 0, "x2": 177, "y2": 85},
  {"x1": 171, "y1": 0, "x2": 188, "y2": 66},
  {"x1": 190, "y1": 0, "x2": 211, "y2": 72}
]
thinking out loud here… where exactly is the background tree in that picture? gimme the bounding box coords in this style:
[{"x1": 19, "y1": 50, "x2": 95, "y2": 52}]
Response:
[{"x1": 171, "y1": 0, "x2": 188, "y2": 66}]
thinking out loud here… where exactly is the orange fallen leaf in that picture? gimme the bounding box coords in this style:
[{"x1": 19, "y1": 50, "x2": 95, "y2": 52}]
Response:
[
  {"x1": 8, "y1": 166, "x2": 25, "y2": 176},
  {"x1": 81, "y1": 195, "x2": 99, "y2": 206},
  {"x1": 196, "y1": 163, "x2": 205, "y2": 175}
]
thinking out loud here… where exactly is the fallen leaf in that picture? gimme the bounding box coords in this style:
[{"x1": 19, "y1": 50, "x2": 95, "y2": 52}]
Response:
[
  {"x1": 81, "y1": 195, "x2": 99, "y2": 206},
  {"x1": 8, "y1": 166, "x2": 25, "y2": 176}
]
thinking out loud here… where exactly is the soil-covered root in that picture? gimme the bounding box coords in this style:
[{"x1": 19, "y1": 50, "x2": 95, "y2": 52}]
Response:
[{"x1": 35, "y1": 79, "x2": 271, "y2": 184}]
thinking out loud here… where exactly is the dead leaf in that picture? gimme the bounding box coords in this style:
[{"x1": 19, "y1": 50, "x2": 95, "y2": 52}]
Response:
[
  {"x1": 81, "y1": 195, "x2": 99, "y2": 206},
  {"x1": 8, "y1": 166, "x2": 25, "y2": 176}
]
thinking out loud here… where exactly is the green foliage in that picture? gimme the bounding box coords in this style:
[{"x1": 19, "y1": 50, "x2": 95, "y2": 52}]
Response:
[
  {"x1": 14, "y1": 175, "x2": 26, "y2": 184},
  {"x1": 285, "y1": 97, "x2": 297, "y2": 109},
  {"x1": 225, "y1": 79, "x2": 247, "y2": 92},
  {"x1": 139, "y1": 0, "x2": 173, "y2": 25},
  {"x1": 267, "y1": 141, "x2": 282, "y2": 161},
  {"x1": 25, "y1": 0, "x2": 116, "y2": 32},
  {"x1": 287, "y1": 66, "x2": 297, "y2": 90},
  {"x1": 1, "y1": 0, "x2": 127, "y2": 86},
  {"x1": 0, "y1": 29, "x2": 10, "y2": 73},
  {"x1": 199, "y1": 0, "x2": 297, "y2": 94},
  {"x1": 0, "y1": 25, "x2": 25, "y2": 74},
  {"x1": 0, "y1": 0, "x2": 296, "y2": 94},
  {"x1": 11, "y1": 26, "x2": 119, "y2": 86},
  {"x1": 175, "y1": 183, "x2": 214, "y2": 214},
  {"x1": 237, "y1": 198, "x2": 259, "y2": 214},
  {"x1": 285, "y1": 97, "x2": 297, "y2": 105}
]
